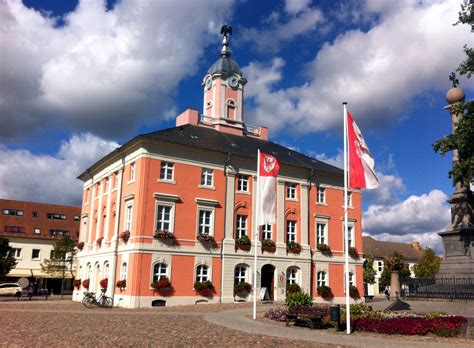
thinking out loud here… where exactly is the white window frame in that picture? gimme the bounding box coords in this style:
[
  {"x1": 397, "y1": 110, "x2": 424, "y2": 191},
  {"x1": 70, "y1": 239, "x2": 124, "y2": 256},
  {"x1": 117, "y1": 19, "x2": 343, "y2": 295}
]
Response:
[
  {"x1": 343, "y1": 222, "x2": 355, "y2": 248},
  {"x1": 349, "y1": 272, "x2": 355, "y2": 287},
  {"x1": 286, "y1": 220, "x2": 296, "y2": 243},
  {"x1": 316, "y1": 222, "x2": 327, "y2": 245},
  {"x1": 345, "y1": 192, "x2": 353, "y2": 208},
  {"x1": 10, "y1": 248, "x2": 21, "y2": 259},
  {"x1": 286, "y1": 183, "x2": 297, "y2": 200},
  {"x1": 317, "y1": 271, "x2": 327, "y2": 287},
  {"x1": 152, "y1": 263, "x2": 168, "y2": 282},
  {"x1": 124, "y1": 201, "x2": 133, "y2": 232},
  {"x1": 200, "y1": 168, "x2": 214, "y2": 187},
  {"x1": 31, "y1": 249, "x2": 41, "y2": 260},
  {"x1": 156, "y1": 204, "x2": 173, "y2": 232},
  {"x1": 197, "y1": 208, "x2": 214, "y2": 236},
  {"x1": 195, "y1": 264, "x2": 209, "y2": 282},
  {"x1": 262, "y1": 224, "x2": 272, "y2": 240},
  {"x1": 237, "y1": 175, "x2": 249, "y2": 192},
  {"x1": 34, "y1": 228, "x2": 41, "y2": 235},
  {"x1": 160, "y1": 161, "x2": 174, "y2": 181},
  {"x1": 377, "y1": 260, "x2": 384, "y2": 273},
  {"x1": 234, "y1": 265, "x2": 247, "y2": 283},
  {"x1": 129, "y1": 162, "x2": 136, "y2": 182},
  {"x1": 236, "y1": 215, "x2": 247, "y2": 238},
  {"x1": 317, "y1": 187, "x2": 326, "y2": 204},
  {"x1": 121, "y1": 262, "x2": 127, "y2": 283},
  {"x1": 103, "y1": 262, "x2": 110, "y2": 279},
  {"x1": 287, "y1": 267, "x2": 298, "y2": 285}
]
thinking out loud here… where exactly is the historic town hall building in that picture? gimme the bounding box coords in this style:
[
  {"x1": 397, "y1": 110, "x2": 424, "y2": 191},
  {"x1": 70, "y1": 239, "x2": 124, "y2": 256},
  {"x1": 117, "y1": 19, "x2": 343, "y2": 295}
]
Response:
[{"x1": 74, "y1": 28, "x2": 363, "y2": 307}]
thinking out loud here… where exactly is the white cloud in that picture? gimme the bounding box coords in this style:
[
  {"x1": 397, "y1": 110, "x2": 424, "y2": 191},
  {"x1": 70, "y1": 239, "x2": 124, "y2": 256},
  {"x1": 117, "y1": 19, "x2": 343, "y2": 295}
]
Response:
[
  {"x1": 313, "y1": 150, "x2": 344, "y2": 169},
  {"x1": 0, "y1": 133, "x2": 118, "y2": 205},
  {"x1": 239, "y1": 3, "x2": 324, "y2": 53},
  {"x1": 363, "y1": 189, "x2": 450, "y2": 254},
  {"x1": 363, "y1": 171, "x2": 405, "y2": 205},
  {"x1": 0, "y1": 0, "x2": 234, "y2": 141},
  {"x1": 244, "y1": 0, "x2": 473, "y2": 135}
]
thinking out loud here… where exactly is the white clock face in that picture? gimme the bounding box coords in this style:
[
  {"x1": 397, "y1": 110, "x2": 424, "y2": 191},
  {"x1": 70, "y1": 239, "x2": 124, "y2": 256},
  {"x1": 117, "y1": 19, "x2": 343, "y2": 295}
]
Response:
[
  {"x1": 228, "y1": 75, "x2": 239, "y2": 88},
  {"x1": 205, "y1": 77, "x2": 212, "y2": 91}
]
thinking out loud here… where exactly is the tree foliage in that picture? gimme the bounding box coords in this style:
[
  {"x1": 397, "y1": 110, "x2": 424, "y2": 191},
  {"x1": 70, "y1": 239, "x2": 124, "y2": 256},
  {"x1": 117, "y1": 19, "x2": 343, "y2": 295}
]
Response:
[
  {"x1": 413, "y1": 248, "x2": 441, "y2": 278},
  {"x1": 380, "y1": 252, "x2": 410, "y2": 286},
  {"x1": 363, "y1": 256, "x2": 376, "y2": 285},
  {"x1": 41, "y1": 236, "x2": 76, "y2": 277},
  {"x1": 0, "y1": 237, "x2": 17, "y2": 280},
  {"x1": 433, "y1": 0, "x2": 474, "y2": 188}
]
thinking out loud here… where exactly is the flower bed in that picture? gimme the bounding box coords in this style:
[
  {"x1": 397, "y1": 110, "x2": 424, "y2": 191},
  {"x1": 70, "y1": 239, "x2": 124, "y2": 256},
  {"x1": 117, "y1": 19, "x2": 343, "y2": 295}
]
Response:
[{"x1": 352, "y1": 316, "x2": 467, "y2": 337}]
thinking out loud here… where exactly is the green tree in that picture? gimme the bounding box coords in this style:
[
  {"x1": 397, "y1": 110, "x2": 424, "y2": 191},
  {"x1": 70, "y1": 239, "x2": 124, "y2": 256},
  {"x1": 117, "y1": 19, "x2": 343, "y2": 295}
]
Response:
[
  {"x1": 41, "y1": 236, "x2": 76, "y2": 299},
  {"x1": 413, "y1": 248, "x2": 441, "y2": 278},
  {"x1": 433, "y1": 0, "x2": 474, "y2": 188},
  {"x1": 0, "y1": 237, "x2": 17, "y2": 280},
  {"x1": 363, "y1": 256, "x2": 376, "y2": 285}
]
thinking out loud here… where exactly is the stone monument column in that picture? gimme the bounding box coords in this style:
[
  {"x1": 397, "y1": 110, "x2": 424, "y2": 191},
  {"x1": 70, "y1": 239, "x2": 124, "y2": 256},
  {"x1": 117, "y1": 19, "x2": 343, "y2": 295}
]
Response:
[{"x1": 437, "y1": 76, "x2": 474, "y2": 277}]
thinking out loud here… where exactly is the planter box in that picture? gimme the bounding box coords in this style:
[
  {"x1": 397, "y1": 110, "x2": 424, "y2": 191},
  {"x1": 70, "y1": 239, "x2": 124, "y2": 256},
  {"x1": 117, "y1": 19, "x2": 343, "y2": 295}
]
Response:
[
  {"x1": 236, "y1": 244, "x2": 251, "y2": 251},
  {"x1": 262, "y1": 246, "x2": 276, "y2": 253}
]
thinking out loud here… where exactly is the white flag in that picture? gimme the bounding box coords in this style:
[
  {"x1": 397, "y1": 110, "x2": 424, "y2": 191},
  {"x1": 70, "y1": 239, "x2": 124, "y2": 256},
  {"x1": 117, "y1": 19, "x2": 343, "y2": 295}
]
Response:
[{"x1": 257, "y1": 152, "x2": 280, "y2": 226}]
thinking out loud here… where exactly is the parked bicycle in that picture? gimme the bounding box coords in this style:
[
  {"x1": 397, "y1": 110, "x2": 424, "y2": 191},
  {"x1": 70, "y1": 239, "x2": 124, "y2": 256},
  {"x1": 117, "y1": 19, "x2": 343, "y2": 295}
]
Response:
[{"x1": 83, "y1": 289, "x2": 113, "y2": 308}]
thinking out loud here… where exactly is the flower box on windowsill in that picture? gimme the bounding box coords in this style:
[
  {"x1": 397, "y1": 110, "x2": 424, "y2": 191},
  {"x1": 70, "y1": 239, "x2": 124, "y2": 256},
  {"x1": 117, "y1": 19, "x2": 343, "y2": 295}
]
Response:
[
  {"x1": 286, "y1": 241, "x2": 302, "y2": 254},
  {"x1": 77, "y1": 242, "x2": 84, "y2": 251},
  {"x1": 96, "y1": 237, "x2": 104, "y2": 247},
  {"x1": 317, "y1": 243, "x2": 330, "y2": 252},
  {"x1": 235, "y1": 235, "x2": 251, "y2": 251},
  {"x1": 82, "y1": 278, "x2": 90, "y2": 289},
  {"x1": 317, "y1": 285, "x2": 333, "y2": 299},
  {"x1": 349, "y1": 285, "x2": 360, "y2": 299},
  {"x1": 197, "y1": 233, "x2": 215, "y2": 243},
  {"x1": 194, "y1": 280, "x2": 214, "y2": 297},
  {"x1": 100, "y1": 278, "x2": 108, "y2": 289},
  {"x1": 73, "y1": 279, "x2": 82, "y2": 290},
  {"x1": 348, "y1": 246, "x2": 359, "y2": 259},
  {"x1": 151, "y1": 277, "x2": 174, "y2": 296},
  {"x1": 116, "y1": 279, "x2": 126, "y2": 291},
  {"x1": 119, "y1": 230, "x2": 130, "y2": 243},
  {"x1": 234, "y1": 281, "x2": 252, "y2": 295},
  {"x1": 154, "y1": 230, "x2": 175, "y2": 240},
  {"x1": 261, "y1": 239, "x2": 276, "y2": 253}
]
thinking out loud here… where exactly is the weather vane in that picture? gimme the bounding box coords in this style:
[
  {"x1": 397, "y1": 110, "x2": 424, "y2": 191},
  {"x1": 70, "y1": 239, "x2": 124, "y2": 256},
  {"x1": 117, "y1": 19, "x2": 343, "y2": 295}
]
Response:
[
  {"x1": 449, "y1": 72, "x2": 459, "y2": 88},
  {"x1": 220, "y1": 24, "x2": 232, "y2": 37}
]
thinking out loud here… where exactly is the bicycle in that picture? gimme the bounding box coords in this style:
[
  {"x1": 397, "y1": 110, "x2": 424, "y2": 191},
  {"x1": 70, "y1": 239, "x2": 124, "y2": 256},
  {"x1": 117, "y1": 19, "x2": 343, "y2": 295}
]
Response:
[{"x1": 83, "y1": 289, "x2": 113, "y2": 308}]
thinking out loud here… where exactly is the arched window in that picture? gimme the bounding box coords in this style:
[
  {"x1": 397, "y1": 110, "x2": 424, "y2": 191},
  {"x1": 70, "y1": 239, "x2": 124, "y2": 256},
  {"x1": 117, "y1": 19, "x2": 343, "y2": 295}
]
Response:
[
  {"x1": 226, "y1": 99, "x2": 236, "y2": 120},
  {"x1": 121, "y1": 262, "x2": 127, "y2": 281},
  {"x1": 317, "y1": 271, "x2": 327, "y2": 287},
  {"x1": 234, "y1": 265, "x2": 247, "y2": 284},
  {"x1": 103, "y1": 262, "x2": 110, "y2": 279},
  {"x1": 79, "y1": 266, "x2": 82, "y2": 279},
  {"x1": 153, "y1": 263, "x2": 168, "y2": 282},
  {"x1": 195, "y1": 265, "x2": 209, "y2": 282},
  {"x1": 286, "y1": 267, "x2": 298, "y2": 285},
  {"x1": 86, "y1": 263, "x2": 91, "y2": 279}
]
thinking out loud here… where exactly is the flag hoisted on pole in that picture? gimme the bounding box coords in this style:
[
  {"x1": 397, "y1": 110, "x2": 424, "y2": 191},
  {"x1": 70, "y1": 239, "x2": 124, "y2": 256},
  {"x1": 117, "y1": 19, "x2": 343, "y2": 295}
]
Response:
[
  {"x1": 253, "y1": 149, "x2": 280, "y2": 320},
  {"x1": 343, "y1": 103, "x2": 379, "y2": 334}
]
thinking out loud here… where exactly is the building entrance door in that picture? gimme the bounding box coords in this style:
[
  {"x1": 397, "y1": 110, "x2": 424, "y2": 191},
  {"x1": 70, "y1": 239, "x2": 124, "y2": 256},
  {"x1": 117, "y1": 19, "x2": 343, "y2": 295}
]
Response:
[{"x1": 260, "y1": 264, "x2": 275, "y2": 300}]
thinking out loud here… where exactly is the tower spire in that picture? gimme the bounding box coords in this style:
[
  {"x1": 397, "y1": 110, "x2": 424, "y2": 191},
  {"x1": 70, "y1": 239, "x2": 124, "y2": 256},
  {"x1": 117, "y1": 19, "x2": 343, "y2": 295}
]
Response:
[{"x1": 220, "y1": 25, "x2": 232, "y2": 57}]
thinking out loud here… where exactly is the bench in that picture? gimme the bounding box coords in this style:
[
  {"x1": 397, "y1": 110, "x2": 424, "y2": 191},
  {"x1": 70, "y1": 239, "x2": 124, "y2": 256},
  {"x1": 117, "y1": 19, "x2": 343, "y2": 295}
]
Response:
[
  {"x1": 23, "y1": 288, "x2": 50, "y2": 301},
  {"x1": 286, "y1": 314, "x2": 324, "y2": 329},
  {"x1": 364, "y1": 295, "x2": 374, "y2": 302}
]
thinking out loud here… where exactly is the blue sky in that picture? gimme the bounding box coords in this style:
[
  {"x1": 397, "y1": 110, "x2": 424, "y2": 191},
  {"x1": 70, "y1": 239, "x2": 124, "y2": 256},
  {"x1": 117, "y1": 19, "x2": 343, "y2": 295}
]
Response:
[{"x1": 1, "y1": 0, "x2": 472, "y2": 253}]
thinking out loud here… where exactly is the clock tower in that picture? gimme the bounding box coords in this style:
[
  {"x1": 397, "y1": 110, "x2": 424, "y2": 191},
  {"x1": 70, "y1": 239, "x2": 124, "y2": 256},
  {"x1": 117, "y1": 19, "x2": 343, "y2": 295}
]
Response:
[{"x1": 202, "y1": 25, "x2": 247, "y2": 135}]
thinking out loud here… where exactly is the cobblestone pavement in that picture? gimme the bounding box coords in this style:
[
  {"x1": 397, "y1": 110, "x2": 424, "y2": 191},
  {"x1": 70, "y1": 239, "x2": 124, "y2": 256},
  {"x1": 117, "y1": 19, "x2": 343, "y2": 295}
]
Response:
[{"x1": 0, "y1": 299, "x2": 472, "y2": 347}]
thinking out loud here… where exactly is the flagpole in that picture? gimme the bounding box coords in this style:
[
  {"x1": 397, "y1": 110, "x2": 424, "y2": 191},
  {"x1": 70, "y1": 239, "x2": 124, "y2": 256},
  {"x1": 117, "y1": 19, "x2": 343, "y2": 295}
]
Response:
[
  {"x1": 343, "y1": 102, "x2": 351, "y2": 334},
  {"x1": 253, "y1": 149, "x2": 261, "y2": 320}
]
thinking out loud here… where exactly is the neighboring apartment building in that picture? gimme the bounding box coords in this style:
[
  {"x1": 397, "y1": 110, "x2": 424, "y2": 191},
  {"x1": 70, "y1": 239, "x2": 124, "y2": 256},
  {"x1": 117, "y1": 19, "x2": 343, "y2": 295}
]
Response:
[
  {"x1": 74, "y1": 30, "x2": 363, "y2": 308},
  {"x1": 0, "y1": 199, "x2": 80, "y2": 293},
  {"x1": 363, "y1": 235, "x2": 424, "y2": 295}
]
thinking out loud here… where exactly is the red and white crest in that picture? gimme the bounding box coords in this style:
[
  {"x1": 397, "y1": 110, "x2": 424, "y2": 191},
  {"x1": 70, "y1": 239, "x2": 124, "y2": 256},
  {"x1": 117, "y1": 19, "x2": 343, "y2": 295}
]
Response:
[
  {"x1": 263, "y1": 155, "x2": 276, "y2": 173},
  {"x1": 259, "y1": 152, "x2": 280, "y2": 177}
]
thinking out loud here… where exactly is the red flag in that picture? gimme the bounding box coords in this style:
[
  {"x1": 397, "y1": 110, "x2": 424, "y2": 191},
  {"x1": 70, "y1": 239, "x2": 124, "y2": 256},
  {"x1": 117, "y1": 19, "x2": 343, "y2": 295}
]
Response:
[
  {"x1": 257, "y1": 152, "x2": 280, "y2": 225},
  {"x1": 347, "y1": 112, "x2": 379, "y2": 189}
]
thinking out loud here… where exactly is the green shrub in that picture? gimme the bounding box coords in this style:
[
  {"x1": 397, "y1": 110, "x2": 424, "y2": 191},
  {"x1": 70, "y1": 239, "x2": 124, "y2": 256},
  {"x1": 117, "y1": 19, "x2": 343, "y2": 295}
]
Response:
[
  {"x1": 285, "y1": 291, "x2": 313, "y2": 310},
  {"x1": 286, "y1": 283, "x2": 301, "y2": 294}
]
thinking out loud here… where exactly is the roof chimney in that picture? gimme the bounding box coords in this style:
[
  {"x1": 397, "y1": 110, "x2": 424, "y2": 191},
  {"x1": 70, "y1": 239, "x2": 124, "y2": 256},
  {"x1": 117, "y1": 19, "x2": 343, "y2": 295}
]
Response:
[{"x1": 411, "y1": 241, "x2": 421, "y2": 251}]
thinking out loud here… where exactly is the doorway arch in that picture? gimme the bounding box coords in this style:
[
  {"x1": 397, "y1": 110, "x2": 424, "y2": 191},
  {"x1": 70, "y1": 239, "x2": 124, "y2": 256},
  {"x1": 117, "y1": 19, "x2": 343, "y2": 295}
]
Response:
[{"x1": 261, "y1": 264, "x2": 275, "y2": 301}]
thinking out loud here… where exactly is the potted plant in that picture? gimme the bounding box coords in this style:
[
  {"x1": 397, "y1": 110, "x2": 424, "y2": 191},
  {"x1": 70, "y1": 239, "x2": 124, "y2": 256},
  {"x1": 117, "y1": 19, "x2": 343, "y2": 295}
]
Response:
[
  {"x1": 151, "y1": 276, "x2": 172, "y2": 291},
  {"x1": 286, "y1": 283, "x2": 301, "y2": 294},
  {"x1": 119, "y1": 230, "x2": 130, "y2": 243},
  {"x1": 77, "y1": 242, "x2": 84, "y2": 251},
  {"x1": 317, "y1": 243, "x2": 331, "y2": 253},
  {"x1": 116, "y1": 279, "x2": 126, "y2": 290},
  {"x1": 348, "y1": 246, "x2": 359, "y2": 259},
  {"x1": 197, "y1": 233, "x2": 215, "y2": 243},
  {"x1": 100, "y1": 278, "x2": 108, "y2": 289},
  {"x1": 261, "y1": 239, "x2": 276, "y2": 253},
  {"x1": 317, "y1": 285, "x2": 333, "y2": 298},
  {"x1": 73, "y1": 279, "x2": 82, "y2": 290},
  {"x1": 349, "y1": 285, "x2": 360, "y2": 299},
  {"x1": 154, "y1": 230, "x2": 175, "y2": 240},
  {"x1": 194, "y1": 280, "x2": 214, "y2": 296},
  {"x1": 234, "y1": 281, "x2": 252, "y2": 295},
  {"x1": 96, "y1": 236, "x2": 104, "y2": 247},
  {"x1": 286, "y1": 241, "x2": 302, "y2": 254},
  {"x1": 82, "y1": 278, "x2": 90, "y2": 289},
  {"x1": 235, "y1": 235, "x2": 251, "y2": 251}
]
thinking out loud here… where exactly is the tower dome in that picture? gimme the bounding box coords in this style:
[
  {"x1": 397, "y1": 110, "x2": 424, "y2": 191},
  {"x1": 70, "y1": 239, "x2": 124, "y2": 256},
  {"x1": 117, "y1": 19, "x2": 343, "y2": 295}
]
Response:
[{"x1": 207, "y1": 25, "x2": 242, "y2": 77}]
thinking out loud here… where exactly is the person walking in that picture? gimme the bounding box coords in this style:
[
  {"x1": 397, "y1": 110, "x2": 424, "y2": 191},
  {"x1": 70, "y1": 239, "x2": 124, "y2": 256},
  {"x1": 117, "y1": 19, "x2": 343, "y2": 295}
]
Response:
[{"x1": 384, "y1": 286, "x2": 391, "y2": 301}]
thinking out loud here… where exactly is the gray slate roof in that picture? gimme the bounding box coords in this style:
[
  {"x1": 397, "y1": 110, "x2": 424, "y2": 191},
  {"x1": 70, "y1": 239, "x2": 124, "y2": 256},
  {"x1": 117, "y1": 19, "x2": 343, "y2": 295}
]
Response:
[
  {"x1": 207, "y1": 56, "x2": 242, "y2": 76},
  {"x1": 363, "y1": 236, "x2": 424, "y2": 262}
]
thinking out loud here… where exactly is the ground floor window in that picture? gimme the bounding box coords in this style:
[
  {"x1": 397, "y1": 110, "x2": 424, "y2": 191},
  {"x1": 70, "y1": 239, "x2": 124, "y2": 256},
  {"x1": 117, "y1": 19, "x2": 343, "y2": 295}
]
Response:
[
  {"x1": 153, "y1": 263, "x2": 168, "y2": 282},
  {"x1": 196, "y1": 265, "x2": 209, "y2": 282}
]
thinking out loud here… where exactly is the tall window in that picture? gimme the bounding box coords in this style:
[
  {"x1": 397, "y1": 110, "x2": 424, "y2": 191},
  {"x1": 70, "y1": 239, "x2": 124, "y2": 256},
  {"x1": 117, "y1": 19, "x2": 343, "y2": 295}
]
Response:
[
  {"x1": 103, "y1": 262, "x2": 110, "y2": 279},
  {"x1": 10, "y1": 248, "x2": 21, "y2": 259},
  {"x1": 286, "y1": 183, "x2": 296, "y2": 199},
  {"x1": 287, "y1": 267, "x2": 298, "y2": 285},
  {"x1": 156, "y1": 205, "x2": 172, "y2": 232},
  {"x1": 377, "y1": 261, "x2": 384, "y2": 273},
  {"x1": 317, "y1": 271, "x2": 327, "y2": 287},
  {"x1": 262, "y1": 224, "x2": 272, "y2": 240},
  {"x1": 31, "y1": 249, "x2": 40, "y2": 260},
  {"x1": 343, "y1": 224, "x2": 354, "y2": 248},
  {"x1": 234, "y1": 265, "x2": 247, "y2": 283},
  {"x1": 316, "y1": 222, "x2": 327, "y2": 245},
  {"x1": 346, "y1": 192, "x2": 352, "y2": 207},
  {"x1": 160, "y1": 162, "x2": 174, "y2": 181},
  {"x1": 121, "y1": 262, "x2": 127, "y2": 282},
  {"x1": 317, "y1": 187, "x2": 326, "y2": 204},
  {"x1": 198, "y1": 209, "x2": 213, "y2": 235},
  {"x1": 349, "y1": 272, "x2": 355, "y2": 287},
  {"x1": 286, "y1": 220, "x2": 296, "y2": 243},
  {"x1": 124, "y1": 203, "x2": 133, "y2": 231},
  {"x1": 129, "y1": 162, "x2": 136, "y2": 182},
  {"x1": 201, "y1": 168, "x2": 213, "y2": 187},
  {"x1": 237, "y1": 175, "x2": 249, "y2": 192},
  {"x1": 236, "y1": 215, "x2": 247, "y2": 238},
  {"x1": 104, "y1": 178, "x2": 109, "y2": 193},
  {"x1": 153, "y1": 263, "x2": 168, "y2": 282},
  {"x1": 195, "y1": 265, "x2": 209, "y2": 282}
]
